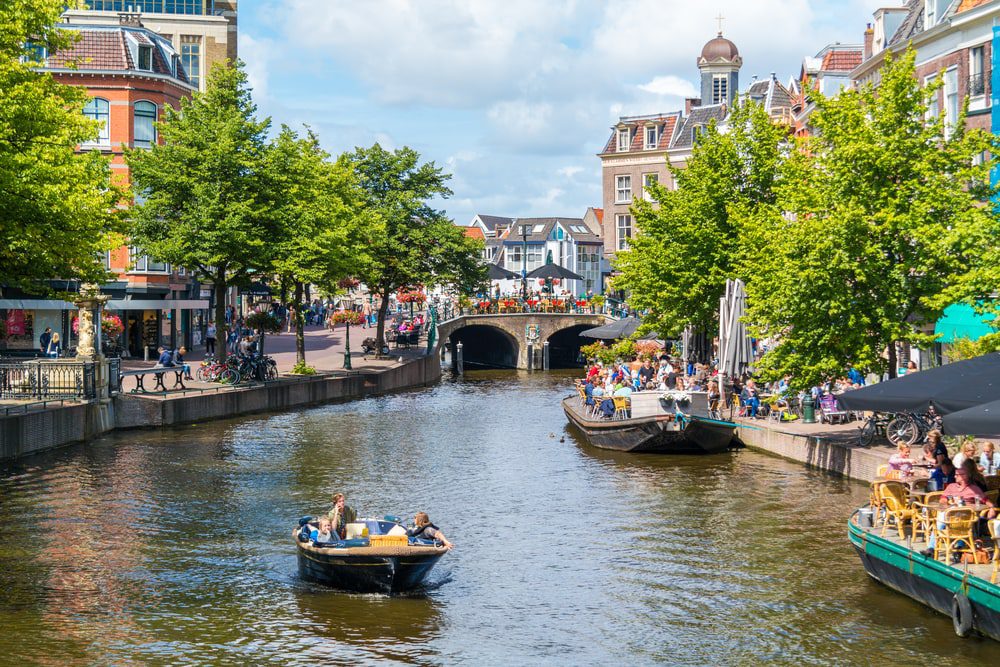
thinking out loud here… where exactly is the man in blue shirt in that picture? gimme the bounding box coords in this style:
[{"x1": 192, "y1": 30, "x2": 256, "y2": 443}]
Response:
[
  {"x1": 847, "y1": 365, "x2": 865, "y2": 386},
  {"x1": 156, "y1": 347, "x2": 174, "y2": 367}
]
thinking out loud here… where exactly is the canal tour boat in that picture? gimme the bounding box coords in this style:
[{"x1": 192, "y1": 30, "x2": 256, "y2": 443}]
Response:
[
  {"x1": 562, "y1": 390, "x2": 738, "y2": 454},
  {"x1": 848, "y1": 509, "x2": 1000, "y2": 640},
  {"x1": 295, "y1": 517, "x2": 448, "y2": 594}
]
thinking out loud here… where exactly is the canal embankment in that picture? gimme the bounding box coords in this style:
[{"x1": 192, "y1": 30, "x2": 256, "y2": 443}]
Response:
[{"x1": 0, "y1": 351, "x2": 441, "y2": 460}]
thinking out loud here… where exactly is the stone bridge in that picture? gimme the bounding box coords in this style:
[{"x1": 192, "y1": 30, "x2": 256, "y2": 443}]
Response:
[{"x1": 436, "y1": 313, "x2": 609, "y2": 369}]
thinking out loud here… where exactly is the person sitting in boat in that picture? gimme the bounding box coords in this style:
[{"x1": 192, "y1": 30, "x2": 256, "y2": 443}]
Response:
[
  {"x1": 920, "y1": 467, "x2": 996, "y2": 557},
  {"x1": 310, "y1": 517, "x2": 338, "y2": 544},
  {"x1": 328, "y1": 492, "x2": 357, "y2": 539},
  {"x1": 887, "y1": 443, "x2": 915, "y2": 477},
  {"x1": 638, "y1": 360, "x2": 655, "y2": 389},
  {"x1": 929, "y1": 459, "x2": 956, "y2": 491},
  {"x1": 408, "y1": 512, "x2": 453, "y2": 549},
  {"x1": 926, "y1": 430, "x2": 949, "y2": 466},
  {"x1": 612, "y1": 382, "x2": 632, "y2": 398},
  {"x1": 960, "y1": 458, "x2": 989, "y2": 494},
  {"x1": 583, "y1": 378, "x2": 595, "y2": 407}
]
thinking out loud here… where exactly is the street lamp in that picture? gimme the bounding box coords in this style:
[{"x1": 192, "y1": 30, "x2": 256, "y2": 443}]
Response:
[{"x1": 520, "y1": 222, "x2": 528, "y2": 300}]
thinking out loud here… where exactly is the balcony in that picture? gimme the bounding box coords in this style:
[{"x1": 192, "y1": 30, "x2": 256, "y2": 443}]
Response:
[{"x1": 968, "y1": 72, "x2": 988, "y2": 98}]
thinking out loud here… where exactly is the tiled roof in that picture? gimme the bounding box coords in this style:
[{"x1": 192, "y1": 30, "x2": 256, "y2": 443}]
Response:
[
  {"x1": 463, "y1": 227, "x2": 485, "y2": 240},
  {"x1": 957, "y1": 0, "x2": 992, "y2": 13},
  {"x1": 821, "y1": 49, "x2": 862, "y2": 72},
  {"x1": 44, "y1": 25, "x2": 190, "y2": 85},
  {"x1": 888, "y1": 0, "x2": 925, "y2": 47},
  {"x1": 500, "y1": 217, "x2": 599, "y2": 243},
  {"x1": 475, "y1": 214, "x2": 514, "y2": 231},
  {"x1": 602, "y1": 112, "x2": 682, "y2": 155},
  {"x1": 671, "y1": 104, "x2": 727, "y2": 150}
]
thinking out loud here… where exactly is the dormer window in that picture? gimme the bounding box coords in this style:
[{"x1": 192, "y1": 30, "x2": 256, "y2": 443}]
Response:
[
  {"x1": 171, "y1": 54, "x2": 180, "y2": 77},
  {"x1": 138, "y1": 45, "x2": 153, "y2": 71},
  {"x1": 23, "y1": 41, "x2": 47, "y2": 64},
  {"x1": 692, "y1": 124, "x2": 707, "y2": 142},
  {"x1": 617, "y1": 128, "x2": 630, "y2": 152},
  {"x1": 644, "y1": 125, "x2": 659, "y2": 149}
]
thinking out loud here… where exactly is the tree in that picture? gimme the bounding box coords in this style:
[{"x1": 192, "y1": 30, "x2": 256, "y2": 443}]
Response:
[
  {"x1": 0, "y1": 0, "x2": 125, "y2": 292},
  {"x1": 613, "y1": 98, "x2": 784, "y2": 339},
  {"x1": 126, "y1": 61, "x2": 281, "y2": 359},
  {"x1": 268, "y1": 126, "x2": 367, "y2": 365},
  {"x1": 345, "y1": 144, "x2": 485, "y2": 351},
  {"x1": 743, "y1": 49, "x2": 998, "y2": 388}
]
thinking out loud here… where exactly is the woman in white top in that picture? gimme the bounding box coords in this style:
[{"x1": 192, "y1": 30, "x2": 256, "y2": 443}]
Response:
[{"x1": 953, "y1": 440, "x2": 978, "y2": 470}]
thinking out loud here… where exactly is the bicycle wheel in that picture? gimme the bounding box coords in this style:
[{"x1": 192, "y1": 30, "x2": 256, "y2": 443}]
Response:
[
  {"x1": 220, "y1": 368, "x2": 240, "y2": 384},
  {"x1": 859, "y1": 420, "x2": 877, "y2": 446},
  {"x1": 196, "y1": 366, "x2": 210, "y2": 382},
  {"x1": 265, "y1": 364, "x2": 278, "y2": 381},
  {"x1": 886, "y1": 416, "x2": 919, "y2": 446}
]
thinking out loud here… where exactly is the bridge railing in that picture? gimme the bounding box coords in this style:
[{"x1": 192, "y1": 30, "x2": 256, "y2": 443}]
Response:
[{"x1": 438, "y1": 300, "x2": 613, "y2": 322}]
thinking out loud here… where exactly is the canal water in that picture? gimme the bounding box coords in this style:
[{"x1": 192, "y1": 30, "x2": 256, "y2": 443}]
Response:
[{"x1": 0, "y1": 371, "x2": 997, "y2": 665}]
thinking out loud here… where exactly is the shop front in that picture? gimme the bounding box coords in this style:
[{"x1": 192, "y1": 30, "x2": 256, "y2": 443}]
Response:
[
  {"x1": 107, "y1": 299, "x2": 209, "y2": 358},
  {"x1": 0, "y1": 299, "x2": 79, "y2": 355}
]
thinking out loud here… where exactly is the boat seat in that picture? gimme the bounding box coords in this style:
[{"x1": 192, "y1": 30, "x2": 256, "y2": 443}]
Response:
[
  {"x1": 934, "y1": 507, "x2": 977, "y2": 564},
  {"x1": 612, "y1": 396, "x2": 630, "y2": 420}
]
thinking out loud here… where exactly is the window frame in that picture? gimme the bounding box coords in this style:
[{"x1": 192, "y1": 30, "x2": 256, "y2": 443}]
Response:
[
  {"x1": 617, "y1": 128, "x2": 630, "y2": 152},
  {"x1": 943, "y1": 66, "x2": 959, "y2": 138},
  {"x1": 615, "y1": 174, "x2": 632, "y2": 204},
  {"x1": 616, "y1": 214, "x2": 632, "y2": 251},
  {"x1": 644, "y1": 125, "x2": 658, "y2": 149},
  {"x1": 133, "y1": 100, "x2": 158, "y2": 149},
  {"x1": 712, "y1": 74, "x2": 728, "y2": 104},
  {"x1": 82, "y1": 97, "x2": 111, "y2": 147},
  {"x1": 643, "y1": 173, "x2": 659, "y2": 203},
  {"x1": 137, "y1": 45, "x2": 153, "y2": 71}
]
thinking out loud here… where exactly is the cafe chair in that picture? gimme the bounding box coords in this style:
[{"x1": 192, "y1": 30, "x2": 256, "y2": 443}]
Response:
[
  {"x1": 934, "y1": 507, "x2": 977, "y2": 564},
  {"x1": 875, "y1": 464, "x2": 889, "y2": 478},
  {"x1": 910, "y1": 479, "x2": 930, "y2": 494},
  {"x1": 985, "y1": 476, "x2": 1000, "y2": 492},
  {"x1": 990, "y1": 520, "x2": 1000, "y2": 584},
  {"x1": 612, "y1": 396, "x2": 630, "y2": 420},
  {"x1": 880, "y1": 482, "x2": 917, "y2": 540},
  {"x1": 911, "y1": 491, "x2": 943, "y2": 543}
]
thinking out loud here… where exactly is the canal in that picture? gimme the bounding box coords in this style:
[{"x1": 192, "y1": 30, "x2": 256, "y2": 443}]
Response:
[{"x1": 0, "y1": 370, "x2": 996, "y2": 664}]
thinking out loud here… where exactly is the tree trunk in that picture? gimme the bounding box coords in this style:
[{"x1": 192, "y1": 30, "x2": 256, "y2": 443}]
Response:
[
  {"x1": 375, "y1": 287, "x2": 392, "y2": 355},
  {"x1": 887, "y1": 342, "x2": 897, "y2": 379},
  {"x1": 214, "y1": 270, "x2": 228, "y2": 361},
  {"x1": 294, "y1": 280, "x2": 305, "y2": 365}
]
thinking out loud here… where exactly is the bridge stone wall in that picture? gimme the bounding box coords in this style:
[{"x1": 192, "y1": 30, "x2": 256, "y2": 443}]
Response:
[{"x1": 436, "y1": 313, "x2": 608, "y2": 369}]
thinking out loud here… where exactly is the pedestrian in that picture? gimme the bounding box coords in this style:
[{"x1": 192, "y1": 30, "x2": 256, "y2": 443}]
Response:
[
  {"x1": 39, "y1": 327, "x2": 52, "y2": 355},
  {"x1": 205, "y1": 322, "x2": 216, "y2": 356},
  {"x1": 45, "y1": 332, "x2": 61, "y2": 358}
]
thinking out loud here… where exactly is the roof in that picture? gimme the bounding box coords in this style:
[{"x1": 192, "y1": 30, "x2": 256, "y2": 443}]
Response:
[
  {"x1": 821, "y1": 48, "x2": 862, "y2": 72},
  {"x1": 463, "y1": 227, "x2": 485, "y2": 240},
  {"x1": 957, "y1": 0, "x2": 993, "y2": 11},
  {"x1": 671, "y1": 104, "x2": 728, "y2": 150},
  {"x1": 473, "y1": 214, "x2": 514, "y2": 232},
  {"x1": 500, "y1": 218, "x2": 601, "y2": 244},
  {"x1": 601, "y1": 111, "x2": 682, "y2": 155},
  {"x1": 700, "y1": 33, "x2": 740, "y2": 61},
  {"x1": 888, "y1": 0, "x2": 925, "y2": 48},
  {"x1": 44, "y1": 24, "x2": 191, "y2": 85}
]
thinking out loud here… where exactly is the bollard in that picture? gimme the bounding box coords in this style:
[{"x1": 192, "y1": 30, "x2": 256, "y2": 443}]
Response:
[
  {"x1": 455, "y1": 341, "x2": 463, "y2": 375},
  {"x1": 144, "y1": 346, "x2": 149, "y2": 362},
  {"x1": 527, "y1": 343, "x2": 534, "y2": 371},
  {"x1": 802, "y1": 397, "x2": 816, "y2": 424},
  {"x1": 542, "y1": 341, "x2": 550, "y2": 371}
]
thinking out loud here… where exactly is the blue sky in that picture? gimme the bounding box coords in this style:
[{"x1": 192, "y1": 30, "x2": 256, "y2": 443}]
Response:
[{"x1": 240, "y1": 0, "x2": 891, "y2": 226}]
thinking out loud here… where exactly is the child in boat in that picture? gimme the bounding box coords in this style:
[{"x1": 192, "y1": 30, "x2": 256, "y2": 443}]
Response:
[
  {"x1": 311, "y1": 517, "x2": 337, "y2": 544},
  {"x1": 408, "y1": 512, "x2": 453, "y2": 549}
]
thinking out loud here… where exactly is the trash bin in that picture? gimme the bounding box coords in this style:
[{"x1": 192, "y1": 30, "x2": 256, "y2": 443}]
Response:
[{"x1": 802, "y1": 397, "x2": 816, "y2": 424}]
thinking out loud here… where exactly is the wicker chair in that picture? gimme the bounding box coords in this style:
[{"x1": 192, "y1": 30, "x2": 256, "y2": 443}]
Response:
[
  {"x1": 880, "y1": 481, "x2": 917, "y2": 539},
  {"x1": 876, "y1": 464, "x2": 889, "y2": 478},
  {"x1": 989, "y1": 520, "x2": 1000, "y2": 584},
  {"x1": 612, "y1": 396, "x2": 630, "y2": 420},
  {"x1": 911, "y1": 491, "x2": 943, "y2": 543},
  {"x1": 934, "y1": 507, "x2": 977, "y2": 564}
]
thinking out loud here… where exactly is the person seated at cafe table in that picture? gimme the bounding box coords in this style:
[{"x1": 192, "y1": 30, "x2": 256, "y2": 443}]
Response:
[
  {"x1": 887, "y1": 443, "x2": 915, "y2": 476},
  {"x1": 920, "y1": 442, "x2": 938, "y2": 467},
  {"x1": 953, "y1": 440, "x2": 978, "y2": 469},
  {"x1": 926, "y1": 430, "x2": 949, "y2": 466},
  {"x1": 929, "y1": 459, "x2": 956, "y2": 491},
  {"x1": 920, "y1": 467, "x2": 996, "y2": 557},
  {"x1": 960, "y1": 458, "x2": 989, "y2": 494},
  {"x1": 980, "y1": 440, "x2": 1000, "y2": 476},
  {"x1": 740, "y1": 379, "x2": 762, "y2": 418}
]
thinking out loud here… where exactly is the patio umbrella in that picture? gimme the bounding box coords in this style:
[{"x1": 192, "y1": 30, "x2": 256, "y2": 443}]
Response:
[
  {"x1": 525, "y1": 263, "x2": 584, "y2": 281},
  {"x1": 837, "y1": 353, "x2": 1000, "y2": 415},
  {"x1": 942, "y1": 397, "x2": 1000, "y2": 437},
  {"x1": 579, "y1": 316, "x2": 642, "y2": 340},
  {"x1": 718, "y1": 279, "x2": 751, "y2": 379},
  {"x1": 487, "y1": 263, "x2": 518, "y2": 280}
]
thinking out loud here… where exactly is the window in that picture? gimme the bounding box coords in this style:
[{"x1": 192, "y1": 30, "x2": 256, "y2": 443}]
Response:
[
  {"x1": 181, "y1": 36, "x2": 201, "y2": 88},
  {"x1": 643, "y1": 173, "x2": 659, "y2": 203},
  {"x1": 134, "y1": 101, "x2": 157, "y2": 149},
  {"x1": 617, "y1": 128, "x2": 630, "y2": 152},
  {"x1": 129, "y1": 247, "x2": 168, "y2": 273},
  {"x1": 526, "y1": 246, "x2": 544, "y2": 271},
  {"x1": 970, "y1": 46, "x2": 986, "y2": 98},
  {"x1": 944, "y1": 67, "x2": 959, "y2": 137},
  {"x1": 83, "y1": 98, "x2": 110, "y2": 146},
  {"x1": 616, "y1": 175, "x2": 632, "y2": 203},
  {"x1": 23, "y1": 41, "x2": 47, "y2": 63},
  {"x1": 925, "y1": 74, "x2": 939, "y2": 120},
  {"x1": 532, "y1": 224, "x2": 545, "y2": 233},
  {"x1": 692, "y1": 124, "x2": 707, "y2": 142},
  {"x1": 506, "y1": 245, "x2": 523, "y2": 269},
  {"x1": 616, "y1": 215, "x2": 632, "y2": 251},
  {"x1": 712, "y1": 74, "x2": 728, "y2": 104},
  {"x1": 137, "y1": 45, "x2": 153, "y2": 71},
  {"x1": 644, "y1": 125, "x2": 658, "y2": 149},
  {"x1": 88, "y1": 0, "x2": 211, "y2": 14}
]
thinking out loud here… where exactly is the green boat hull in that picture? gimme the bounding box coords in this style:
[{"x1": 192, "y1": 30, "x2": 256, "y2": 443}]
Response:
[{"x1": 848, "y1": 510, "x2": 1000, "y2": 640}]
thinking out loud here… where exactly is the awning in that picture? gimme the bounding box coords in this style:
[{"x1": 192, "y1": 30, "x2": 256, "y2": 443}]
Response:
[
  {"x1": 0, "y1": 299, "x2": 77, "y2": 310},
  {"x1": 942, "y1": 397, "x2": 1000, "y2": 437},
  {"x1": 106, "y1": 299, "x2": 210, "y2": 310},
  {"x1": 934, "y1": 303, "x2": 996, "y2": 344}
]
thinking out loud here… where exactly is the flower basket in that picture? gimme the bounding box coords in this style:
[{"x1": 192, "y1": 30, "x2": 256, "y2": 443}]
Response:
[
  {"x1": 661, "y1": 390, "x2": 691, "y2": 405},
  {"x1": 331, "y1": 310, "x2": 365, "y2": 326}
]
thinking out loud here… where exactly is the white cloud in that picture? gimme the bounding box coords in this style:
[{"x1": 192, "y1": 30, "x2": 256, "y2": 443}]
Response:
[
  {"x1": 558, "y1": 165, "x2": 584, "y2": 178},
  {"x1": 637, "y1": 75, "x2": 699, "y2": 98}
]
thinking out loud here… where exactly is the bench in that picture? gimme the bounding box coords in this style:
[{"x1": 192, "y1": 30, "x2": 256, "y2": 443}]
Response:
[{"x1": 120, "y1": 366, "x2": 187, "y2": 393}]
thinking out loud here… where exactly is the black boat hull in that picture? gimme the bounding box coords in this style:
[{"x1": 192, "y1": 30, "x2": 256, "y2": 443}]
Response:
[
  {"x1": 562, "y1": 397, "x2": 736, "y2": 454},
  {"x1": 297, "y1": 544, "x2": 445, "y2": 594}
]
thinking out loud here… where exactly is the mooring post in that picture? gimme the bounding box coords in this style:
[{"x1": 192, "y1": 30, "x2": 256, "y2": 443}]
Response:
[
  {"x1": 542, "y1": 341, "x2": 550, "y2": 371},
  {"x1": 527, "y1": 343, "x2": 534, "y2": 371},
  {"x1": 455, "y1": 341, "x2": 464, "y2": 374}
]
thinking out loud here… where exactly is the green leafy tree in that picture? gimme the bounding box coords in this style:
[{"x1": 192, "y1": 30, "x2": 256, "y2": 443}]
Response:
[
  {"x1": 0, "y1": 0, "x2": 125, "y2": 292},
  {"x1": 268, "y1": 126, "x2": 368, "y2": 365},
  {"x1": 345, "y1": 144, "x2": 485, "y2": 351},
  {"x1": 126, "y1": 61, "x2": 281, "y2": 359},
  {"x1": 613, "y1": 98, "x2": 783, "y2": 339},
  {"x1": 743, "y1": 49, "x2": 998, "y2": 388}
]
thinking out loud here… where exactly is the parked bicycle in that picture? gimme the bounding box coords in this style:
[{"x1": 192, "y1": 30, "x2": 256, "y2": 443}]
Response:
[
  {"x1": 884, "y1": 410, "x2": 942, "y2": 446},
  {"x1": 858, "y1": 412, "x2": 891, "y2": 446}
]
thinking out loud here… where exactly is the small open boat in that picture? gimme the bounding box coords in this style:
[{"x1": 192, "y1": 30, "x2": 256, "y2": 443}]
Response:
[
  {"x1": 563, "y1": 390, "x2": 737, "y2": 454},
  {"x1": 849, "y1": 508, "x2": 1000, "y2": 640},
  {"x1": 295, "y1": 517, "x2": 448, "y2": 594}
]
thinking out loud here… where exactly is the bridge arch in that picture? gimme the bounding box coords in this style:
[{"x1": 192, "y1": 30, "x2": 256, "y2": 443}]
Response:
[
  {"x1": 449, "y1": 325, "x2": 520, "y2": 369},
  {"x1": 544, "y1": 324, "x2": 594, "y2": 368}
]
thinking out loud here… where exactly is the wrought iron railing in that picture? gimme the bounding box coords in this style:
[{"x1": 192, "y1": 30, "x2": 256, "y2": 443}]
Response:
[
  {"x1": 108, "y1": 357, "x2": 121, "y2": 395},
  {"x1": 969, "y1": 72, "x2": 988, "y2": 97},
  {"x1": 437, "y1": 300, "x2": 614, "y2": 321},
  {"x1": 0, "y1": 360, "x2": 98, "y2": 401}
]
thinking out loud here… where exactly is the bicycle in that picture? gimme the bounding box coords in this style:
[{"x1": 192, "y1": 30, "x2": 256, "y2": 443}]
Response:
[
  {"x1": 884, "y1": 410, "x2": 942, "y2": 446},
  {"x1": 858, "y1": 412, "x2": 890, "y2": 446}
]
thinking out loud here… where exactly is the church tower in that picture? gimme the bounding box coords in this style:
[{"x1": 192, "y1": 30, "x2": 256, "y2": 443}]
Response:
[{"x1": 697, "y1": 32, "x2": 742, "y2": 106}]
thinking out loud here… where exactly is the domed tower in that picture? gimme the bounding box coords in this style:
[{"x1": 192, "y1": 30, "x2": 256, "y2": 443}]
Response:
[{"x1": 697, "y1": 32, "x2": 742, "y2": 106}]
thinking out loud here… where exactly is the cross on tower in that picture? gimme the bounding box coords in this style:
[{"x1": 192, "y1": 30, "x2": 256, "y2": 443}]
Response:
[{"x1": 715, "y1": 12, "x2": 725, "y2": 34}]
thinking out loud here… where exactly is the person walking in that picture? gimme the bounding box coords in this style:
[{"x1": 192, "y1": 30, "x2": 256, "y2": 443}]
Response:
[
  {"x1": 45, "y1": 332, "x2": 61, "y2": 358},
  {"x1": 205, "y1": 322, "x2": 216, "y2": 356},
  {"x1": 39, "y1": 327, "x2": 52, "y2": 355}
]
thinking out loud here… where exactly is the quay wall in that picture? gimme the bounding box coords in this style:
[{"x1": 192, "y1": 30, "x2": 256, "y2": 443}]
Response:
[
  {"x1": 735, "y1": 420, "x2": 887, "y2": 484},
  {"x1": 1, "y1": 353, "x2": 442, "y2": 461}
]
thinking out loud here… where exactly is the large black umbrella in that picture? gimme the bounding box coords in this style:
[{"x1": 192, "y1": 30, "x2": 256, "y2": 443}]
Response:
[
  {"x1": 487, "y1": 263, "x2": 518, "y2": 280},
  {"x1": 837, "y1": 353, "x2": 1000, "y2": 415},
  {"x1": 942, "y1": 398, "x2": 1000, "y2": 436},
  {"x1": 579, "y1": 316, "x2": 642, "y2": 340},
  {"x1": 525, "y1": 263, "x2": 584, "y2": 281}
]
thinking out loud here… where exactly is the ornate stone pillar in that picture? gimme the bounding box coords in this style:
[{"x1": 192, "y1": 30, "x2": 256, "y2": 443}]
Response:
[{"x1": 74, "y1": 285, "x2": 111, "y2": 402}]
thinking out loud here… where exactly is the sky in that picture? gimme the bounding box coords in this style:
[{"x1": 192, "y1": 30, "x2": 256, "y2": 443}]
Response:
[{"x1": 240, "y1": 0, "x2": 893, "y2": 226}]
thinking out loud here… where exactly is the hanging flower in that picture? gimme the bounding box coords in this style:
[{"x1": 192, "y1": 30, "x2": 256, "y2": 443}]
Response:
[
  {"x1": 331, "y1": 310, "x2": 365, "y2": 326},
  {"x1": 396, "y1": 289, "x2": 427, "y2": 304},
  {"x1": 71, "y1": 314, "x2": 124, "y2": 338}
]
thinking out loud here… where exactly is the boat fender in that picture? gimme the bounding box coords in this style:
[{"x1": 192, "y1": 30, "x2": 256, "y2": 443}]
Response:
[
  {"x1": 951, "y1": 594, "x2": 974, "y2": 638},
  {"x1": 297, "y1": 526, "x2": 311, "y2": 543},
  {"x1": 298, "y1": 516, "x2": 315, "y2": 528}
]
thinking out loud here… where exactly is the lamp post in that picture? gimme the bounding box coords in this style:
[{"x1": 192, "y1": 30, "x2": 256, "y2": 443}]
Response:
[{"x1": 520, "y1": 222, "x2": 528, "y2": 300}]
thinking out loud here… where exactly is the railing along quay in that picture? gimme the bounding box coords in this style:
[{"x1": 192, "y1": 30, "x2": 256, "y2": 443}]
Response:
[{"x1": 0, "y1": 359, "x2": 98, "y2": 401}]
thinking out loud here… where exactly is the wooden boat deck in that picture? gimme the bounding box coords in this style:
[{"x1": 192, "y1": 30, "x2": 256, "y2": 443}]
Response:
[{"x1": 855, "y1": 517, "x2": 996, "y2": 582}]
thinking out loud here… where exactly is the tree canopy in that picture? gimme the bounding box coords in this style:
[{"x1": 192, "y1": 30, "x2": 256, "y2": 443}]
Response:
[
  {"x1": 742, "y1": 49, "x2": 999, "y2": 387},
  {"x1": 0, "y1": 0, "x2": 125, "y2": 292}
]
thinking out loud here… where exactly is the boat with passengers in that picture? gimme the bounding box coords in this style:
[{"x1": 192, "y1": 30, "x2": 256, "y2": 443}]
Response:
[
  {"x1": 563, "y1": 389, "x2": 738, "y2": 454},
  {"x1": 295, "y1": 516, "x2": 448, "y2": 594},
  {"x1": 849, "y1": 494, "x2": 1000, "y2": 640}
]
